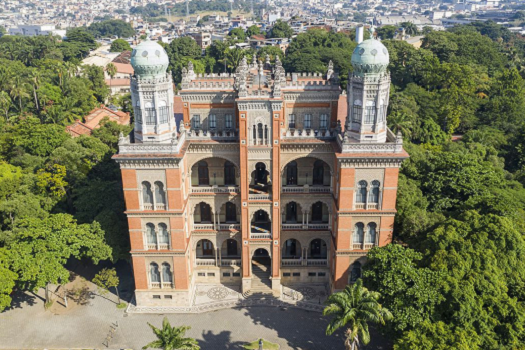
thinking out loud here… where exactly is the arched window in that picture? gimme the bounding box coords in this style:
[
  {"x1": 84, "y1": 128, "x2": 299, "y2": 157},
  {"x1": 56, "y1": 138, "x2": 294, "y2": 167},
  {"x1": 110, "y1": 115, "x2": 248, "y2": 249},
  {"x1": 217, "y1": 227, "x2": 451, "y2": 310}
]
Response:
[
  {"x1": 150, "y1": 263, "x2": 160, "y2": 283},
  {"x1": 257, "y1": 123, "x2": 263, "y2": 140},
  {"x1": 145, "y1": 102, "x2": 156, "y2": 125},
  {"x1": 364, "y1": 101, "x2": 376, "y2": 124},
  {"x1": 320, "y1": 114, "x2": 328, "y2": 130},
  {"x1": 313, "y1": 160, "x2": 324, "y2": 185},
  {"x1": 286, "y1": 202, "x2": 297, "y2": 222},
  {"x1": 286, "y1": 161, "x2": 297, "y2": 185},
  {"x1": 366, "y1": 223, "x2": 377, "y2": 244},
  {"x1": 199, "y1": 203, "x2": 212, "y2": 222},
  {"x1": 255, "y1": 162, "x2": 267, "y2": 185},
  {"x1": 349, "y1": 261, "x2": 362, "y2": 283},
  {"x1": 208, "y1": 114, "x2": 216, "y2": 129},
  {"x1": 224, "y1": 161, "x2": 235, "y2": 186},
  {"x1": 226, "y1": 239, "x2": 238, "y2": 256},
  {"x1": 158, "y1": 100, "x2": 169, "y2": 124},
  {"x1": 369, "y1": 180, "x2": 380, "y2": 204},
  {"x1": 158, "y1": 223, "x2": 169, "y2": 244},
  {"x1": 353, "y1": 223, "x2": 364, "y2": 244},
  {"x1": 225, "y1": 202, "x2": 236, "y2": 222},
  {"x1": 283, "y1": 239, "x2": 299, "y2": 257},
  {"x1": 264, "y1": 125, "x2": 268, "y2": 141},
  {"x1": 310, "y1": 239, "x2": 327, "y2": 258},
  {"x1": 356, "y1": 180, "x2": 367, "y2": 203},
  {"x1": 352, "y1": 100, "x2": 362, "y2": 122},
  {"x1": 154, "y1": 181, "x2": 166, "y2": 206},
  {"x1": 199, "y1": 239, "x2": 214, "y2": 256},
  {"x1": 146, "y1": 223, "x2": 157, "y2": 245},
  {"x1": 253, "y1": 126, "x2": 257, "y2": 141},
  {"x1": 142, "y1": 181, "x2": 153, "y2": 205},
  {"x1": 311, "y1": 201, "x2": 326, "y2": 223},
  {"x1": 162, "y1": 263, "x2": 173, "y2": 283},
  {"x1": 198, "y1": 161, "x2": 209, "y2": 185}
]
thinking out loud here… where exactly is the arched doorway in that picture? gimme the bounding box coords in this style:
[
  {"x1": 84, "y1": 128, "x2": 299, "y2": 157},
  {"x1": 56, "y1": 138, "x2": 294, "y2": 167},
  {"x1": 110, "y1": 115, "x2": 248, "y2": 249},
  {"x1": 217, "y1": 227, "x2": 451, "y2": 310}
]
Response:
[
  {"x1": 255, "y1": 162, "x2": 268, "y2": 185},
  {"x1": 251, "y1": 248, "x2": 271, "y2": 291}
]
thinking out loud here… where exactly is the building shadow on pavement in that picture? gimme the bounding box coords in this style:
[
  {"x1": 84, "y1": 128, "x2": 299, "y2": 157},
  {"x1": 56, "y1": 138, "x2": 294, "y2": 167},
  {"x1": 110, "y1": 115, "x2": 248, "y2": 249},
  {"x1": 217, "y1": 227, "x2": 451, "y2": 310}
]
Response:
[
  {"x1": 198, "y1": 330, "x2": 245, "y2": 350},
  {"x1": 241, "y1": 306, "x2": 392, "y2": 350}
]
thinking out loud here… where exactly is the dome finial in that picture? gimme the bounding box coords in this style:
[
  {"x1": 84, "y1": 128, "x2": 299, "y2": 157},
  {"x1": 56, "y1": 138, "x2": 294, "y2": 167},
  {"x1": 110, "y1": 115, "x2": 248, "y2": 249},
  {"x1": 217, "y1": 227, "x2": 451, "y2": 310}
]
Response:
[{"x1": 368, "y1": 25, "x2": 376, "y2": 39}]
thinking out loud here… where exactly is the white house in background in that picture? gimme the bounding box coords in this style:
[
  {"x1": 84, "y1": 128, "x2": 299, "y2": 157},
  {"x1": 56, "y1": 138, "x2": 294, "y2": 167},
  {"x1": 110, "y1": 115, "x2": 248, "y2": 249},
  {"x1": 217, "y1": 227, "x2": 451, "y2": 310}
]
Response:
[{"x1": 8, "y1": 24, "x2": 66, "y2": 37}]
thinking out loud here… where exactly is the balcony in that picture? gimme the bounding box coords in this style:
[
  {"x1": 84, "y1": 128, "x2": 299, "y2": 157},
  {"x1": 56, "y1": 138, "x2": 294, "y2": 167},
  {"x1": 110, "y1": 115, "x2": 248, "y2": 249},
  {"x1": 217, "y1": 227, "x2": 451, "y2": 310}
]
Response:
[
  {"x1": 145, "y1": 243, "x2": 171, "y2": 250},
  {"x1": 354, "y1": 203, "x2": 379, "y2": 210},
  {"x1": 352, "y1": 243, "x2": 376, "y2": 250},
  {"x1": 282, "y1": 128, "x2": 335, "y2": 140},
  {"x1": 282, "y1": 185, "x2": 331, "y2": 194},
  {"x1": 190, "y1": 186, "x2": 239, "y2": 194},
  {"x1": 150, "y1": 282, "x2": 174, "y2": 289},
  {"x1": 220, "y1": 259, "x2": 241, "y2": 267},
  {"x1": 281, "y1": 258, "x2": 328, "y2": 267},
  {"x1": 307, "y1": 259, "x2": 327, "y2": 266},
  {"x1": 193, "y1": 223, "x2": 214, "y2": 230},
  {"x1": 195, "y1": 258, "x2": 216, "y2": 266},
  {"x1": 218, "y1": 223, "x2": 241, "y2": 231},
  {"x1": 186, "y1": 128, "x2": 238, "y2": 141},
  {"x1": 281, "y1": 223, "x2": 330, "y2": 230},
  {"x1": 250, "y1": 232, "x2": 272, "y2": 239},
  {"x1": 249, "y1": 193, "x2": 271, "y2": 200}
]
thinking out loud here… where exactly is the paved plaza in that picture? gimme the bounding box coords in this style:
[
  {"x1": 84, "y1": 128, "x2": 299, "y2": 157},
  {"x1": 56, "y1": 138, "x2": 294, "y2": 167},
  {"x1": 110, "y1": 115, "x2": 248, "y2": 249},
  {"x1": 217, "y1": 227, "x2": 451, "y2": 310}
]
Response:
[{"x1": 0, "y1": 281, "x2": 391, "y2": 350}]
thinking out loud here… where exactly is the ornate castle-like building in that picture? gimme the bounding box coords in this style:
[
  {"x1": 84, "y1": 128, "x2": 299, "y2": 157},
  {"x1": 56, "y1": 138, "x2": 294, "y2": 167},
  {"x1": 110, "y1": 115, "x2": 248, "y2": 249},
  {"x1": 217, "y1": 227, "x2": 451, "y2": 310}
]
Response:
[{"x1": 114, "y1": 31, "x2": 408, "y2": 307}]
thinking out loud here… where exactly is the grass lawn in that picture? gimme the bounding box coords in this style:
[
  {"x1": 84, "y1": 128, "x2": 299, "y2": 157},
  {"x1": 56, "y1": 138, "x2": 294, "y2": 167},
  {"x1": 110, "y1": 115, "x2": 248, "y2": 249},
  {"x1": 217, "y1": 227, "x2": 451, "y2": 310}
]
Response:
[{"x1": 243, "y1": 338, "x2": 280, "y2": 350}]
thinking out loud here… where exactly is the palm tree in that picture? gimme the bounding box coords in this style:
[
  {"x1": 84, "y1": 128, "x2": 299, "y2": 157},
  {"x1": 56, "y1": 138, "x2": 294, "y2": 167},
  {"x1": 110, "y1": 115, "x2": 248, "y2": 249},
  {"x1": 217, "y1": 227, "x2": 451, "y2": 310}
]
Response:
[
  {"x1": 323, "y1": 279, "x2": 392, "y2": 350},
  {"x1": 106, "y1": 62, "x2": 117, "y2": 93},
  {"x1": 387, "y1": 111, "x2": 413, "y2": 139},
  {"x1": 399, "y1": 21, "x2": 419, "y2": 36},
  {"x1": 9, "y1": 76, "x2": 29, "y2": 113},
  {"x1": 142, "y1": 317, "x2": 200, "y2": 350},
  {"x1": 225, "y1": 48, "x2": 245, "y2": 72}
]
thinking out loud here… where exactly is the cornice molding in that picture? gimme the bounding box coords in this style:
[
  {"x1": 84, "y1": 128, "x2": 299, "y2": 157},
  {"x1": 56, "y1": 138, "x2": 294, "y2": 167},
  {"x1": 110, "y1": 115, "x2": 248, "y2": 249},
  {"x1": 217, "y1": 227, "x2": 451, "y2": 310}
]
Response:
[
  {"x1": 338, "y1": 157, "x2": 406, "y2": 168},
  {"x1": 116, "y1": 158, "x2": 182, "y2": 169}
]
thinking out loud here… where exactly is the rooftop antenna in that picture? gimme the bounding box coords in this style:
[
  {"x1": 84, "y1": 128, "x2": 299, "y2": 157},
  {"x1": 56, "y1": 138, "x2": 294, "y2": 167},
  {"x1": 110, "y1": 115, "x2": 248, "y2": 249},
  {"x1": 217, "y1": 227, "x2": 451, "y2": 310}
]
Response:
[
  {"x1": 164, "y1": 4, "x2": 167, "y2": 18},
  {"x1": 186, "y1": 0, "x2": 190, "y2": 19},
  {"x1": 251, "y1": 0, "x2": 254, "y2": 15}
]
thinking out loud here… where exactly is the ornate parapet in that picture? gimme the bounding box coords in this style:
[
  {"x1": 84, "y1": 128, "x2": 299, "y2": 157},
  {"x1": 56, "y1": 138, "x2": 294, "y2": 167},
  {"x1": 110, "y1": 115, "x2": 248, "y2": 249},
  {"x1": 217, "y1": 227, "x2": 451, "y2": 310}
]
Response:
[{"x1": 117, "y1": 129, "x2": 186, "y2": 156}]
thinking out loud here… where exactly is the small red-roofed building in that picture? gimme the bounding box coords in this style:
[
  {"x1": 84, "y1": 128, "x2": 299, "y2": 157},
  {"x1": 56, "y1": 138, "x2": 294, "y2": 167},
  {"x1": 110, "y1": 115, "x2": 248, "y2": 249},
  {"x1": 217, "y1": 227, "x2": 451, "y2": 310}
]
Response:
[{"x1": 66, "y1": 105, "x2": 130, "y2": 137}]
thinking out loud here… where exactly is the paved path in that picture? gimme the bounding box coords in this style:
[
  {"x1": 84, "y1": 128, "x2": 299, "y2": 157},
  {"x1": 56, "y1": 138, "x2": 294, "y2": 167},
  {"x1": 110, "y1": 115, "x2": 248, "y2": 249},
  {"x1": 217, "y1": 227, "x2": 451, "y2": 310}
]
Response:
[{"x1": 0, "y1": 286, "x2": 391, "y2": 350}]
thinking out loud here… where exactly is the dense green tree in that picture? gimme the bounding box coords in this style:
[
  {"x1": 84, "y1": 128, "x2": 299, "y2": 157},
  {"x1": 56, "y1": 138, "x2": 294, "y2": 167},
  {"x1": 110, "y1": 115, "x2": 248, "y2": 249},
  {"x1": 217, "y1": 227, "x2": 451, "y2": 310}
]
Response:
[
  {"x1": 228, "y1": 28, "x2": 246, "y2": 41},
  {"x1": 88, "y1": 20, "x2": 135, "y2": 39},
  {"x1": 109, "y1": 39, "x2": 131, "y2": 53},
  {"x1": 376, "y1": 25, "x2": 397, "y2": 40},
  {"x1": 246, "y1": 25, "x2": 261, "y2": 38},
  {"x1": 267, "y1": 20, "x2": 294, "y2": 38}
]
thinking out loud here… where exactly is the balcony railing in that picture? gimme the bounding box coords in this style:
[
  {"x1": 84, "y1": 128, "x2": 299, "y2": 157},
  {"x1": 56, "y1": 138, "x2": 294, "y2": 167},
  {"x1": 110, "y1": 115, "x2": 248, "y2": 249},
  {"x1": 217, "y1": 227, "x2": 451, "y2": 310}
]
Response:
[
  {"x1": 193, "y1": 223, "x2": 214, "y2": 230},
  {"x1": 354, "y1": 203, "x2": 380, "y2": 210},
  {"x1": 190, "y1": 186, "x2": 239, "y2": 194},
  {"x1": 281, "y1": 259, "x2": 302, "y2": 266},
  {"x1": 142, "y1": 203, "x2": 167, "y2": 211},
  {"x1": 146, "y1": 243, "x2": 171, "y2": 250},
  {"x1": 220, "y1": 259, "x2": 241, "y2": 266},
  {"x1": 354, "y1": 203, "x2": 365, "y2": 210},
  {"x1": 162, "y1": 282, "x2": 173, "y2": 289},
  {"x1": 281, "y1": 223, "x2": 330, "y2": 230},
  {"x1": 143, "y1": 203, "x2": 153, "y2": 210},
  {"x1": 352, "y1": 243, "x2": 376, "y2": 250},
  {"x1": 282, "y1": 128, "x2": 335, "y2": 140},
  {"x1": 150, "y1": 282, "x2": 161, "y2": 289},
  {"x1": 248, "y1": 193, "x2": 271, "y2": 200},
  {"x1": 156, "y1": 204, "x2": 166, "y2": 210},
  {"x1": 195, "y1": 258, "x2": 216, "y2": 266},
  {"x1": 250, "y1": 232, "x2": 272, "y2": 239},
  {"x1": 307, "y1": 259, "x2": 327, "y2": 266},
  {"x1": 282, "y1": 185, "x2": 331, "y2": 194},
  {"x1": 186, "y1": 129, "x2": 239, "y2": 141},
  {"x1": 218, "y1": 223, "x2": 241, "y2": 230}
]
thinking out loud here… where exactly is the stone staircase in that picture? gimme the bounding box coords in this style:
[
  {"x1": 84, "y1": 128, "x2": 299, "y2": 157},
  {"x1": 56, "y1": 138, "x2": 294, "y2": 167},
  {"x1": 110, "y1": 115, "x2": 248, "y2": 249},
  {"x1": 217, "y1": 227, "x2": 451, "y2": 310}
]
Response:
[{"x1": 243, "y1": 258, "x2": 278, "y2": 299}]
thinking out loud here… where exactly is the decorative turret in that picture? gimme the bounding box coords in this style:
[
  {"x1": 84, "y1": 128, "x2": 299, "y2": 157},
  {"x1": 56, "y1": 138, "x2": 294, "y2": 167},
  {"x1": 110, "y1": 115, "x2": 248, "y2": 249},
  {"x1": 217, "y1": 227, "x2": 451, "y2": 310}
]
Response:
[
  {"x1": 344, "y1": 26, "x2": 390, "y2": 144},
  {"x1": 130, "y1": 37, "x2": 176, "y2": 143}
]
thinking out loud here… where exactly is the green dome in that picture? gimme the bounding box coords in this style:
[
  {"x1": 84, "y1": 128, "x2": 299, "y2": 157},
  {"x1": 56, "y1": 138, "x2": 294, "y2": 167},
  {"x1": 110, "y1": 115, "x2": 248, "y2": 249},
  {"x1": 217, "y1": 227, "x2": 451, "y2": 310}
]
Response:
[
  {"x1": 130, "y1": 38, "x2": 169, "y2": 79},
  {"x1": 351, "y1": 39, "x2": 389, "y2": 75}
]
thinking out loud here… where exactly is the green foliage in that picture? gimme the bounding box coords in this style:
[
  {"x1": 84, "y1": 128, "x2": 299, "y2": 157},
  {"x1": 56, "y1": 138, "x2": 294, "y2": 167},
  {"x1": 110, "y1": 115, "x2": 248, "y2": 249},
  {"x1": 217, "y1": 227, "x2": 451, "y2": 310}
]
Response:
[
  {"x1": 93, "y1": 267, "x2": 119, "y2": 295},
  {"x1": 88, "y1": 20, "x2": 135, "y2": 39},
  {"x1": 110, "y1": 39, "x2": 131, "y2": 53},
  {"x1": 228, "y1": 28, "x2": 246, "y2": 41},
  {"x1": 142, "y1": 317, "x2": 200, "y2": 350},
  {"x1": 267, "y1": 20, "x2": 294, "y2": 39},
  {"x1": 4, "y1": 214, "x2": 111, "y2": 305},
  {"x1": 246, "y1": 25, "x2": 261, "y2": 38},
  {"x1": 323, "y1": 279, "x2": 392, "y2": 349},
  {"x1": 284, "y1": 29, "x2": 355, "y2": 89},
  {"x1": 376, "y1": 25, "x2": 397, "y2": 40}
]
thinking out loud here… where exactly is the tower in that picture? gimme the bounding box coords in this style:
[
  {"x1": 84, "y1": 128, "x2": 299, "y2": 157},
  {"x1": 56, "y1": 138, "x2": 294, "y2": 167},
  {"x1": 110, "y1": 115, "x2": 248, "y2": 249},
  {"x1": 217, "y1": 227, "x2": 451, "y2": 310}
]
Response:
[
  {"x1": 130, "y1": 38, "x2": 176, "y2": 143},
  {"x1": 345, "y1": 29, "x2": 390, "y2": 143}
]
